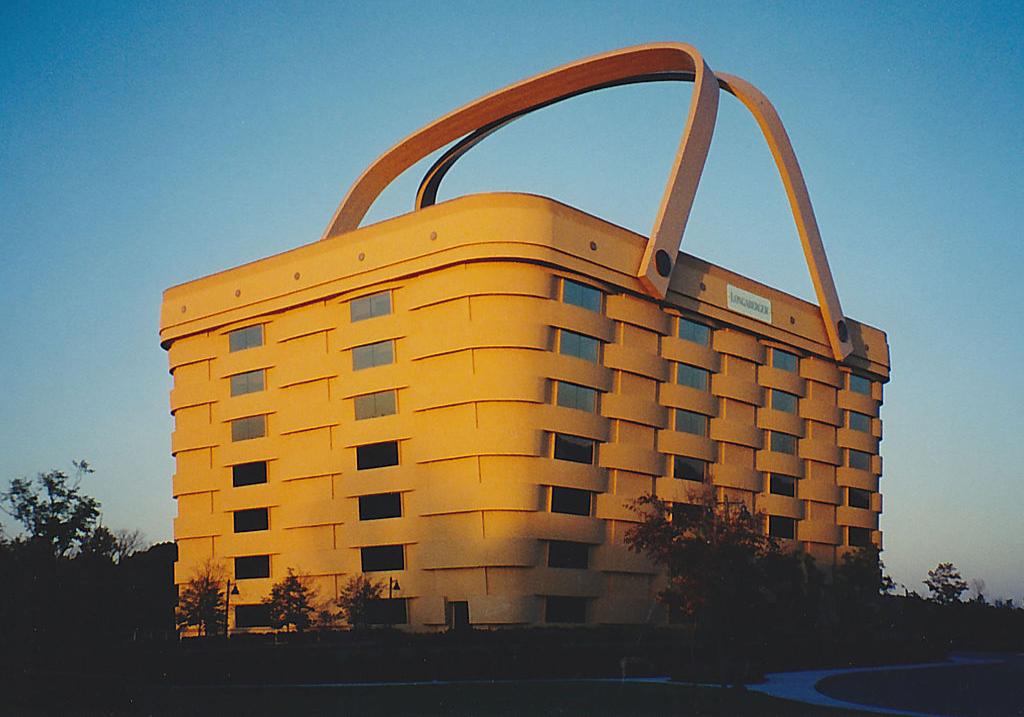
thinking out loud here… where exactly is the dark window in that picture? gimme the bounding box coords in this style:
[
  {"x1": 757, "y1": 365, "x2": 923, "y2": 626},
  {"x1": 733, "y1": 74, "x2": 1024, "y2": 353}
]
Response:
[
  {"x1": 229, "y1": 325, "x2": 263, "y2": 352},
  {"x1": 671, "y1": 502, "x2": 703, "y2": 525},
  {"x1": 553, "y1": 433, "x2": 595, "y2": 464},
  {"x1": 361, "y1": 545, "x2": 404, "y2": 572},
  {"x1": 365, "y1": 598, "x2": 407, "y2": 625},
  {"x1": 352, "y1": 340, "x2": 394, "y2": 370},
  {"x1": 848, "y1": 374, "x2": 872, "y2": 396},
  {"x1": 235, "y1": 604, "x2": 272, "y2": 628},
  {"x1": 350, "y1": 291, "x2": 392, "y2": 322},
  {"x1": 551, "y1": 487, "x2": 591, "y2": 516},
  {"x1": 545, "y1": 596, "x2": 587, "y2": 623},
  {"x1": 673, "y1": 456, "x2": 707, "y2": 482},
  {"x1": 677, "y1": 363, "x2": 709, "y2": 390},
  {"x1": 678, "y1": 317, "x2": 711, "y2": 345},
  {"x1": 847, "y1": 411, "x2": 872, "y2": 433},
  {"x1": 847, "y1": 449, "x2": 872, "y2": 471},
  {"x1": 232, "y1": 461, "x2": 268, "y2": 487},
  {"x1": 359, "y1": 492, "x2": 402, "y2": 520},
  {"x1": 354, "y1": 390, "x2": 397, "y2": 420},
  {"x1": 231, "y1": 415, "x2": 266, "y2": 442},
  {"x1": 230, "y1": 369, "x2": 265, "y2": 397},
  {"x1": 770, "y1": 432, "x2": 798, "y2": 455},
  {"x1": 847, "y1": 488, "x2": 871, "y2": 509},
  {"x1": 233, "y1": 508, "x2": 269, "y2": 533},
  {"x1": 562, "y1": 279, "x2": 602, "y2": 312},
  {"x1": 769, "y1": 474, "x2": 797, "y2": 497},
  {"x1": 771, "y1": 348, "x2": 799, "y2": 372},
  {"x1": 848, "y1": 526, "x2": 873, "y2": 547},
  {"x1": 558, "y1": 330, "x2": 600, "y2": 362},
  {"x1": 356, "y1": 441, "x2": 399, "y2": 470},
  {"x1": 768, "y1": 515, "x2": 797, "y2": 539},
  {"x1": 555, "y1": 381, "x2": 597, "y2": 412},
  {"x1": 675, "y1": 409, "x2": 707, "y2": 436},
  {"x1": 771, "y1": 389, "x2": 798, "y2": 414},
  {"x1": 548, "y1": 540, "x2": 590, "y2": 569},
  {"x1": 234, "y1": 555, "x2": 270, "y2": 580}
]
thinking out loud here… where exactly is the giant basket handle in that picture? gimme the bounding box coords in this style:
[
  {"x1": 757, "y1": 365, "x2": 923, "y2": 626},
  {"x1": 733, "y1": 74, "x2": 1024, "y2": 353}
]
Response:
[
  {"x1": 321, "y1": 42, "x2": 720, "y2": 299},
  {"x1": 410, "y1": 68, "x2": 854, "y2": 361},
  {"x1": 322, "y1": 42, "x2": 853, "y2": 361}
]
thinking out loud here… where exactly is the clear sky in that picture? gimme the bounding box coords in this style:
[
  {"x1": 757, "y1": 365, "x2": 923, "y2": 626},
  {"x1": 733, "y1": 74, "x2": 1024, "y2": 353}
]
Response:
[{"x1": 2, "y1": 1, "x2": 1021, "y2": 599}]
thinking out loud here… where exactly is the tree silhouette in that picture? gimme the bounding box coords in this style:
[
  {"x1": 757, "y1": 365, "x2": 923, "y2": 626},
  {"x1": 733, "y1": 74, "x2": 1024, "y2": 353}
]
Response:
[
  {"x1": 0, "y1": 460, "x2": 99, "y2": 558},
  {"x1": 337, "y1": 573, "x2": 384, "y2": 629},
  {"x1": 264, "y1": 568, "x2": 318, "y2": 633},
  {"x1": 176, "y1": 560, "x2": 226, "y2": 637},
  {"x1": 924, "y1": 562, "x2": 968, "y2": 605}
]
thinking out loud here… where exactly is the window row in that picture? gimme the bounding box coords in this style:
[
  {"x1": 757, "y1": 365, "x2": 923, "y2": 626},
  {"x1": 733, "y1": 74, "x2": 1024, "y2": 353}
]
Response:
[
  {"x1": 234, "y1": 598, "x2": 407, "y2": 627},
  {"x1": 767, "y1": 516, "x2": 875, "y2": 545}
]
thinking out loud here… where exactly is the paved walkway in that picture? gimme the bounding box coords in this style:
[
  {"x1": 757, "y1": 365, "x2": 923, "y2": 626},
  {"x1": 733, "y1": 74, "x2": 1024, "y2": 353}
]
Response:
[{"x1": 748, "y1": 653, "x2": 1018, "y2": 716}]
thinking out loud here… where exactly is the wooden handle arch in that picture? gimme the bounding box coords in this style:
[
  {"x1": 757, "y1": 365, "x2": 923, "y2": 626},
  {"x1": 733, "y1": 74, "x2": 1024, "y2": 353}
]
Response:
[
  {"x1": 321, "y1": 43, "x2": 720, "y2": 299},
  {"x1": 410, "y1": 68, "x2": 854, "y2": 361},
  {"x1": 322, "y1": 42, "x2": 853, "y2": 361}
]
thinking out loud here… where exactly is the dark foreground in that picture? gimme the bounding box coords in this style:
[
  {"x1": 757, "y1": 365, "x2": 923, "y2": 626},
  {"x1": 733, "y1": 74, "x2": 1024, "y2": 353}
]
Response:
[
  {"x1": 14, "y1": 681, "x2": 890, "y2": 717},
  {"x1": 817, "y1": 653, "x2": 1024, "y2": 717}
]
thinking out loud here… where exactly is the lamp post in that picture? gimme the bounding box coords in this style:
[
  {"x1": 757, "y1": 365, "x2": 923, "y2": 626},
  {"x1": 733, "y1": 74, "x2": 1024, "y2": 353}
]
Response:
[
  {"x1": 387, "y1": 577, "x2": 401, "y2": 626},
  {"x1": 225, "y1": 580, "x2": 240, "y2": 638}
]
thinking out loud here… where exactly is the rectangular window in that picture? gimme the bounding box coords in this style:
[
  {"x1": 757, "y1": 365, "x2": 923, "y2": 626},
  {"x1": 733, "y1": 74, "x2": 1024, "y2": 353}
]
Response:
[
  {"x1": 768, "y1": 515, "x2": 797, "y2": 539},
  {"x1": 671, "y1": 502, "x2": 703, "y2": 525},
  {"x1": 356, "y1": 441, "x2": 399, "y2": 470},
  {"x1": 769, "y1": 474, "x2": 797, "y2": 497},
  {"x1": 555, "y1": 381, "x2": 598, "y2": 412},
  {"x1": 847, "y1": 449, "x2": 872, "y2": 471},
  {"x1": 350, "y1": 291, "x2": 392, "y2": 322},
  {"x1": 230, "y1": 369, "x2": 265, "y2": 397},
  {"x1": 847, "y1": 488, "x2": 872, "y2": 509},
  {"x1": 553, "y1": 433, "x2": 595, "y2": 464},
  {"x1": 770, "y1": 389, "x2": 798, "y2": 414},
  {"x1": 677, "y1": 363, "x2": 710, "y2": 391},
  {"x1": 352, "y1": 340, "x2": 394, "y2": 370},
  {"x1": 675, "y1": 409, "x2": 708, "y2": 436},
  {"x1": 547, "y1": 540, "x2": 590, "y2": 569},
  {"x1": 848, "y1": 374, "x2": 872, "y2": 396},
  {"x1": 232, "y1": 461, "x2": 268, "y2": 487},
  {"x1": 360, "y1": 544, "x2": 404, "y2": 572},
  {"x1": 233, "y1": 508, "x2": 269, "y2": 533},
  {"x1": 847, "y1": 526, "x2": 873, "y2": 547},
  {"x1": 545, "y1": 596, "x2": 587, "y2": 624},
  {"x1": 769, "y1": 431, "x2": 798, "y2": 455},
  {"x1": 847, "y1": 410, "x2": 872, "y2": 433},
  {"x1": 234, "y1": 555, "x2": 270, "y2": 580},
  {"x1": 228, "y1": 325, "x2": 263, "y2": 352},
  {"x1": 562, "y1": 279, "x2": 602, "y2": 312},
  {"x1": 558, "y1": 329, "x2": 600, "y2": 363},
  {"x1": 678, "y1": 317, "x2": 711, "y2": 346},
  {"x1": 354, "y1": 390, "x2": 397, "y2": 420},
  {"x1": 231, "y1": 415, "x2": 266, "y2": 442},
  {"x1": 358, "y1": 492, "x2": 402, "y2": 520},
  {"x1": 235, "y1": 604, "x2": 272, "y2": 628},
  {"x1": 550, "y1": 487, "x2": 592, "y2": 516},
  {"x1": 771, "y1": 348, "x2": 799, "y2": 373},
  {"x1": 673, "y1": 456, "x2": 707, "y2": 482},
  {"x1": 365, "y1": 598, "x2": 408, "y2": 625}
]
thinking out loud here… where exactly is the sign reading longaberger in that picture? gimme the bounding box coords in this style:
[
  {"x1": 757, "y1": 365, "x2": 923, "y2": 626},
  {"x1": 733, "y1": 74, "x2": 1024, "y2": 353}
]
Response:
[{"x1": 728, "y1": 284, "x2": 772, "y2": 324}]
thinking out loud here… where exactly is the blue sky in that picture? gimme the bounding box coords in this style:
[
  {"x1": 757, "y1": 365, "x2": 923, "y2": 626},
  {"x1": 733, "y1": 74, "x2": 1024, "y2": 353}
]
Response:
[{"x1": 1, "y1": 1, "x2": 1021, "y2": 599}]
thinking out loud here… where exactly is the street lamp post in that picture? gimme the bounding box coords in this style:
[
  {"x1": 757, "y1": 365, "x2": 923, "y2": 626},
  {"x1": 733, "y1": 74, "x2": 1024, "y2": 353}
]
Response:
[{"x1": 225, "y1": 580, "x2": 240, "y2": 638}]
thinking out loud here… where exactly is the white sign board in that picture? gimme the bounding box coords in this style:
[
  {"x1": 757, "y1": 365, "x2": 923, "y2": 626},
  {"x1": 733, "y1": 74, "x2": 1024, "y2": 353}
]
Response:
[{"x1": 727, "y1": 284, "x2": 772, "y2": 324}]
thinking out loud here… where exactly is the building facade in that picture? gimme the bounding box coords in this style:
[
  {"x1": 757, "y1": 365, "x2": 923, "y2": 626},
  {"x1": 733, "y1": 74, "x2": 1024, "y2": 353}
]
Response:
[{"x1": 160, "y1": 44, "x2": 889, "y2": 631}]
